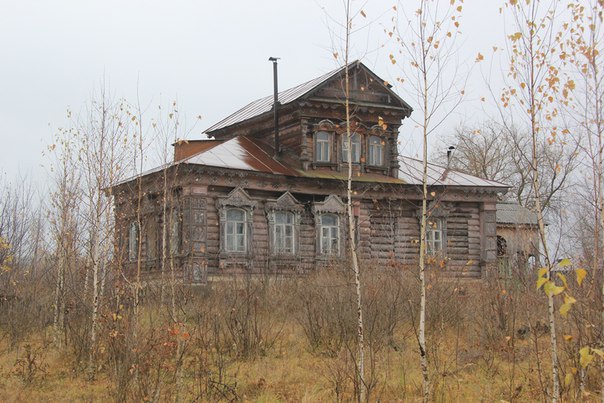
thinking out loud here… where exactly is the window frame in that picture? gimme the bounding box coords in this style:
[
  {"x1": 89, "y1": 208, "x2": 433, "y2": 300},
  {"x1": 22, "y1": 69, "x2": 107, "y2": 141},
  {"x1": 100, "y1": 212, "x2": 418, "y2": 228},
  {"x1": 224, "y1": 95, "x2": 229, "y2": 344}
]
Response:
[
  {"x1": 169, "y1": 207, "x2": 182, "y2": 256},
  {"x1": 272, "y1": 211, "x2": 296, "y2": 255},
  {"x1": 128, "y1": 221, "x2": 139, "y2": 262},
  {"x1": 342, "y1": 132, "x2": 362, "y2": 163},
  {"x1": 368, "y1": 135, "x2": 384, "y2": 166},
  {"x1": 319, "y1": 213, "x2": 340, "y2": 256},
  {"x1": 315, "y1": 131, "x2": 332, "y2": 163},
  {"x1": 426, "y1": 218, "x2": 444, "y2": 256},
  {"x1": 224, "y1": 207, "x2": 248, "y2": 253}
]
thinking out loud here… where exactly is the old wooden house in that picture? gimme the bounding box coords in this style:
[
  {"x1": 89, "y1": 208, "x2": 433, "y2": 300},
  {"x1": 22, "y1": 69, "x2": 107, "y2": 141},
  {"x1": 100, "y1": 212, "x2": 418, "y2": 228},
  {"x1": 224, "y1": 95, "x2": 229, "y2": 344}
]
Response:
[{"x1": 112, "y1": 61, "x2": 508, "y2": 283}]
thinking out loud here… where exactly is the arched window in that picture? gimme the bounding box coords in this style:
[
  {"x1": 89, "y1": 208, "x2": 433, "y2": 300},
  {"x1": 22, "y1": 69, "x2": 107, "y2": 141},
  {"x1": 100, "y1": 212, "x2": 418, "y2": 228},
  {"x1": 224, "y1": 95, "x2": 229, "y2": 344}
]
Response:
[
  {"x1": 342, "y1": 133, "x2": 361, "y2": 163},
  {"x1": 225, "y1": 208, "x2": 247, "y2": 253},
  {"x1": 273, "y1": 211, "x2": 295, "y2": 254},
  {"x1": 368, "y1": 136, "x2": 384, "y2": 166},
  {"x1": 320, "y1": 214, "x2": 340, "y2": 255},
  {"x1": 426, "y1": 218, "x2": 443, "y2": 255},
  {"x1": 315, "y1": 131, "x2": 331, "y2": 162},
  {"x1": 128, "y1": 221, "x2": 139, "y2": 262}
]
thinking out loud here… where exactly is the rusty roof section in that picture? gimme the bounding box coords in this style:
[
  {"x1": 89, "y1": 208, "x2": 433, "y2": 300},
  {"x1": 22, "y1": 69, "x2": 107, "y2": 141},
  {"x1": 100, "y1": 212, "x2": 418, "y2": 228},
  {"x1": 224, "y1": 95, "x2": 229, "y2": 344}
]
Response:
[
  {"x1": 113, "y1": 136, "x2": 509, "y2": 190},
  {"x1": 203, "y1": 61, "x2": 412, "y2": 135},
  {"x1": 183, "y1": 136, "x2": 298, "y2": 176}
]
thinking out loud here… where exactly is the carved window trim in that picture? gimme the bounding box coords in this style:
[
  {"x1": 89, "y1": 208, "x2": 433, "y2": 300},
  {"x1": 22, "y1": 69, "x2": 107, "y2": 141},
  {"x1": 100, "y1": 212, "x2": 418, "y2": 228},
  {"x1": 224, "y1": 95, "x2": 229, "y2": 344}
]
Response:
[
  {"x1": 313, "y1": 195, "x2": 346, "y2": 258},
  {"x1": 217, "y1": 188, "x2": 256, "y2": 257},
  {"x1": 265, "y1": 192, "x2": 303, "y2": 257}
]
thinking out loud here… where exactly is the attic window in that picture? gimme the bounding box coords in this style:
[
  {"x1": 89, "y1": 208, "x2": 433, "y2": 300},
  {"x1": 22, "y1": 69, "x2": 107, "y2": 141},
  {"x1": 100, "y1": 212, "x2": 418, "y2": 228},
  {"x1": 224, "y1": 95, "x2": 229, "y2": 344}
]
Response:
[
  {"x1": 315, "y1": 131, "x2": 331, "y2": 162},
  {"x1": 342, "y1": 133, "x2": 361, "y2": 163},
  {"x1": 368, "y1": 136, "x2": 384, "y2": 166}
]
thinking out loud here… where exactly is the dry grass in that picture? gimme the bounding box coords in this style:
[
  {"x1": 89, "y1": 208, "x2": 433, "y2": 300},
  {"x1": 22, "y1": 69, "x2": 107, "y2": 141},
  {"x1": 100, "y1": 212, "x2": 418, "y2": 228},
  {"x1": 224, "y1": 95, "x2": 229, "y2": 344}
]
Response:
[{"x1": 0, "y1": 267, "x2": 601, "y2": 402}]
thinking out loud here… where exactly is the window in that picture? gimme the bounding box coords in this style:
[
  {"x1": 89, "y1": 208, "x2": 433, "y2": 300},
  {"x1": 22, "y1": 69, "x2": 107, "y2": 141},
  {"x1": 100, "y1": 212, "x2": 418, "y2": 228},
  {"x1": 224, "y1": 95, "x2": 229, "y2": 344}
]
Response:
[
  {"x1": 342, "y1": 133, "x2": 361, "y2": 163},
  {"x1": 320, "y1": 214, "x2": 340, "y2": 255},
  {"x1": 368, "y1": 136, "x2": 384, "y2": 166},
  {"x1": 225, "y1": 208, "x2": 247, "y2": 253},
  {"x1": 146, "y1": 219, "x2": 158, "y2": 260},
  {"x1": 273, "y1": 211, "x2": 295, "y2": 254},
  {"x1": 315, "y1": 131, "x2": 331, "y2": 162},
  {"x1": 128, "y1": 221, "x2": 139, "y2": 261},
  {"x1": 426, "y1": 218, "x2": 443, "y2": 255},
  {"x1": 169, "y1": 208, "x2": 181, "y2": 256}
]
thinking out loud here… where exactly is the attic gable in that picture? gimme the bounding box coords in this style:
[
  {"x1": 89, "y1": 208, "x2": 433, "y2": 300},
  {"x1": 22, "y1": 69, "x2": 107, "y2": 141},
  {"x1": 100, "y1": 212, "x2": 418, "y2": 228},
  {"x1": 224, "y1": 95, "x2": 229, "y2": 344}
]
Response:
[{"x1": 203, "y1": 61, "x2": 412, "y2": 136}]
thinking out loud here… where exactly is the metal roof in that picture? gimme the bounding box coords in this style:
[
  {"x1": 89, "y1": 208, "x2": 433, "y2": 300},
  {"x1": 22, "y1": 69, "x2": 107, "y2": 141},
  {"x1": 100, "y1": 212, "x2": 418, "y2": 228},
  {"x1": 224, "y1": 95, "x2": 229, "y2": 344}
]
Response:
[
  {"x1": 496, "y1": 202, "x2": 539, "y2": 225},
  {"x1": 397, "y1": 156, "x2": 508, "y2": 188},
  {"x1": 113, "y1": 136, "x2": 509, "y2": 190},
  {"x1": 203, "y1": 66, "x2": 346, "y2": 134},
  {"x1": 203, "y1": 61, "x2": 412, "y2": 135},
  {"x1": 183, "y1": 136, "x2": 298, "y2": 176}
]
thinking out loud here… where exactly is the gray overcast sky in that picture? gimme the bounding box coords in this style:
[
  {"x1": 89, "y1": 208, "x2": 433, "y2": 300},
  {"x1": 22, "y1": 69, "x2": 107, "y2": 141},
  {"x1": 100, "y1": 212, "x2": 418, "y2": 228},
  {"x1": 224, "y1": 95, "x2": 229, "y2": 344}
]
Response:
[{"x1": 0, "y1": 0, "x2": 504, "y2": 184}]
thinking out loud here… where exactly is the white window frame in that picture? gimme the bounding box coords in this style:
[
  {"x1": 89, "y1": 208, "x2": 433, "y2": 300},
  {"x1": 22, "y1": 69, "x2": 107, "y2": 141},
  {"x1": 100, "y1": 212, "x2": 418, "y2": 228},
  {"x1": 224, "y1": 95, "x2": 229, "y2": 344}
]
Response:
[
  {"x1": 315, "y1": 131, "x2": 331, "y2": 162},
  {"x1": 342, "y1": 132, "x2": 361, "y2": 163},
  {"x1": 273, "y1": 211, "x2": 295, "y2": 254},
  {"x1": 319, "y1": 214, "x2": 340, "y2": 255},
  {"x1": 225, "y1": 208, "x2": 247, "y2": 253},
  {"x1": 368, "y1": 135, "x2": 384, "y2": 166},
  {"x1": 426, "y1": 218, "x2": 444, "y2": 256}
]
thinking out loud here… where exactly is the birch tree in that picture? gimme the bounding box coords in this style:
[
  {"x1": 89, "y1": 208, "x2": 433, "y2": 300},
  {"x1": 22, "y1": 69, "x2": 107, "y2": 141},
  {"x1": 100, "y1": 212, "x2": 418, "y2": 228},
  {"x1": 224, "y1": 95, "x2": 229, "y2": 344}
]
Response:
[
  {"x1": 500, "y1": 0, "x2": 574, "y2": 400},
  {"x1": 565, "y1": 0, "x2": 604, "y2": 397},
  {"x1": 391, "y1": 1, "x2": 466, "y2": 399},
  {"x1": 48, "y1": 126, "x2": 81, "y2": 347},
  {"x1": 74, "y1": 88, "x2": 132, "y2": 377},
  {"x1": 342, "y1": 2, "x2": 366, "y2": 400}
]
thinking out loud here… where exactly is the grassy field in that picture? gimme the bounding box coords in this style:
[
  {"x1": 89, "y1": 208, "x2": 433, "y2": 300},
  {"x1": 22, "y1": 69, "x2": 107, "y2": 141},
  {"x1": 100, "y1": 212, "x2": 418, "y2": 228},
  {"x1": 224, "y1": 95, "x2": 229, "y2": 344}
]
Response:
[{"x1": 0, "y1": 268, "x2": 601, "y2": 402}]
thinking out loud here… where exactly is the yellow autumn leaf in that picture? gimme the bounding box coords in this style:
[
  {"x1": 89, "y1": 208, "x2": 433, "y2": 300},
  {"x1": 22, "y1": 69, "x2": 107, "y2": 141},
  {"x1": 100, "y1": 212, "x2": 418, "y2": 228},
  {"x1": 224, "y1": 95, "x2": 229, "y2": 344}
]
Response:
[
  {"x1": 475, "y1": 52, "x2": 484, "y2": 63},
  {"x1": 560, "y1": 302, "x2": 573, "y2": 317},
  {"x1": 536, "y1": 277, "x2": 548, "y2": 290},
  {"x1": 538, "y1": 267, "x2": 548, "y2": 277},
  {"x1": 576, "y1": 268, "x2": 587, "y2": 286},
  {"x1": 558, "y1": 258, "x2": 572, "y2": 268},
  {"x1": 580, "y1": 347, "x2": 594, "y2": 368},
  {"x1": 556, "y1": 273, "x2": 568, "y2": 288},
  {"x1": 563, "y1": 334, "x2": 573, "y2": 342},
  {"x1": 543, "y1": 281, "x2": 564, "y2": 297},
  {"x1": 592, "y1": 348, "x2": 604, "y2": 358},
  {"x1": 564, "y1": 373, "x2": 573, "y2": 387}
]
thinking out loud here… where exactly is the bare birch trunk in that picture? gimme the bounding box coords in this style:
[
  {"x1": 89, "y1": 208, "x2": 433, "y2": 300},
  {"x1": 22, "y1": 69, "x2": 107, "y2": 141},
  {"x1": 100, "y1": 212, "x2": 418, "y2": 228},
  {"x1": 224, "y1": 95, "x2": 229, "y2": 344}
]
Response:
[
  {"x1": 342, "y1": 3, "x2": 365, "y2": 400},
  {"x1": 418, "y1": 69, "x2": 430, "y2": 403}
]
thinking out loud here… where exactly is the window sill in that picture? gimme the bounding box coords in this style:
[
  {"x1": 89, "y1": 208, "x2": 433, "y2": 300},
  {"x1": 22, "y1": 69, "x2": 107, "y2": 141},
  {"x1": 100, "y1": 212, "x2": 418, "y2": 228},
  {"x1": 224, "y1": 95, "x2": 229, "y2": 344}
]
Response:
[{"x1": 312, "y1": 161, "x2": 338, "y2": 169}]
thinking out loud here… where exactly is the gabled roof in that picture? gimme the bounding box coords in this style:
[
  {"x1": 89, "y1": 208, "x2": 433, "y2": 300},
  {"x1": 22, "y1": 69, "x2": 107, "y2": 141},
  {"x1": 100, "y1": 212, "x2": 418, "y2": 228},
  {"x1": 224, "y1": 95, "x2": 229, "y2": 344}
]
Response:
[
  {"x1": 203, "y1": 61, "x2": 412, "y2": 135},
  {"x1": 496, "y1": 202, "x2": 539, "y2": 225}
]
